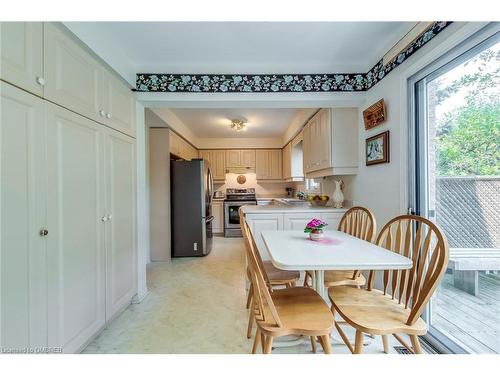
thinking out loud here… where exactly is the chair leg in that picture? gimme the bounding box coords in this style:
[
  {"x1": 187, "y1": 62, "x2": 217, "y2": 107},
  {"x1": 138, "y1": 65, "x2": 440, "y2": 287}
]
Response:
[
  {"x1": 310, "y1": 336, "x2": 317, "y2": 353},
  {"x1": 247, "y1": 306, "x2": 254, "y2": 338},
  {"x1": 260, "y1": 331, "x2": 265, "y2": 352},
  {"x1": 335, "y1": 321, "x2": 354, "y2": 353},
  {"x1": 303, "y1": 272, "x2": 311, "y2": 287},
  {"x1": 354, "y1": 330, "x2": 364, "y2": 354},
  {"x1": 252, "y1": 328, "x2": 261, "y2": 354},
  {"x1": 319, "y1": 335, "x2": 332, "y2": 354},
  {"x1": 382, "y1": 335, "x2": 389, "y2": 354},
  {"x1": 246, "y1": 284, "x2": 253, "y2": 309},
  {"x1": 263, "y1": 336, "x2": 274, "y2": 354},
  {"x1": 410, "y1": 335, "x2": 422, "y2": 354}
]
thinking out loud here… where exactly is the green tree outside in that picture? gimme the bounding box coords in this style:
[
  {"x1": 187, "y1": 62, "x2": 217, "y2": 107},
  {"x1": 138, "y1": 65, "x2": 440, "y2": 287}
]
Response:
[{"x1": 434, "y1": 47, "x2": 500, "y2": 176}]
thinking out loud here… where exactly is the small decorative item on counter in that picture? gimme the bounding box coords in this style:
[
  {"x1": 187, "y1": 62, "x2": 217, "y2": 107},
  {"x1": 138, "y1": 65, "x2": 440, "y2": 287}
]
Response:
[
  {"x1": 296, "y1": 191, "x2": 306, "y2": 200},
  {"x1": 332, "y1": 179, "x2": 345, "y2": 208},
  {"x1": 304, "y1": 218, "x2": 328, "y2": 241},
  {"x1": 309, "y1": 194, "x2": 330, "y2": 206}
]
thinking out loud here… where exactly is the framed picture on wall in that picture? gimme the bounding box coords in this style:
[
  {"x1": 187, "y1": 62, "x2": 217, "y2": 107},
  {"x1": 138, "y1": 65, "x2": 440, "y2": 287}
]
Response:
[
  {"x1": 362, "y1": 99, "x2": 387, "y2": 130},
  {"x1": 365, "y1": 130, "x2": 390, "y2": 166}
]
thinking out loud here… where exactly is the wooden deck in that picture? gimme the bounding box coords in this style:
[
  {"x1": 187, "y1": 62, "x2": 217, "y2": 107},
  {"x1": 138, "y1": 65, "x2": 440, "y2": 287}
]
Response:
[{"x1": 433, "y1": 271, "x2": 500, "y2": 353}]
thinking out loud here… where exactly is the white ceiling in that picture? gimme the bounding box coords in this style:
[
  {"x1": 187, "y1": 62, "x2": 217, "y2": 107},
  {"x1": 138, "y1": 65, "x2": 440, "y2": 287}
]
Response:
[
  {"x1": 65, "y1": 22, "x2": 415, "y2": 85},
  {"x1": 166, "y1": 108, "x2": 317, "y2": 138}
]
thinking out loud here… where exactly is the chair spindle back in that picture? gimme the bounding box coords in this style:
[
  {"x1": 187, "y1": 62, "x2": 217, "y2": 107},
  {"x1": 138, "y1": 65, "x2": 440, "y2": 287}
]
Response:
[{"x1": 368, "y1": 215, "x2": 449, "y2": 325}]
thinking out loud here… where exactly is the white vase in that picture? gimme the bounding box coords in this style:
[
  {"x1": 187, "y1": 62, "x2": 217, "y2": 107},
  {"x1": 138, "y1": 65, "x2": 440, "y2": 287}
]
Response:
[
  {"x1": 309, "y1": 230, "x2": 324, "y2": 241},
  {"x1": 332, "y1": 180, "x2": 345, "y2": 208}
]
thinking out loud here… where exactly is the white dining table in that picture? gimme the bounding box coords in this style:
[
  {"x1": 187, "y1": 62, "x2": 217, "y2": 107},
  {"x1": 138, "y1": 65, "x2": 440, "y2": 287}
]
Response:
[{"x1": 261, "y1": 229, "x2": 413, "y2": 300}]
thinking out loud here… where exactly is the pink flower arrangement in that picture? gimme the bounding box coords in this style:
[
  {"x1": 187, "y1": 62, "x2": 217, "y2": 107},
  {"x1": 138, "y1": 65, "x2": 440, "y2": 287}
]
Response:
[{"x1": 304, "y1": 218, "x2": 327, "y2": 233}]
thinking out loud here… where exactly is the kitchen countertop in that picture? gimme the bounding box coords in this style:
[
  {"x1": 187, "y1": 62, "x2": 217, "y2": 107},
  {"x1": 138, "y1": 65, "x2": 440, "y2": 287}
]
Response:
[{"x1": 241, "y1": 204, "x2": 348, "y2": 214}]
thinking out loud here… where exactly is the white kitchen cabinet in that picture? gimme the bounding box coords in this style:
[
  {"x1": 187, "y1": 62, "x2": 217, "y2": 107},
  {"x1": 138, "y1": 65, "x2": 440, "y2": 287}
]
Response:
[
  {"x1": 0, "y1": 22, "x2": 44, "y2": 96},
  {"x1": 104, "y1": 129, "x2": 137, "y2": 321},
  {"x1": 256, "y1": 149, "x2": 282, "y2": 181},
  {"x1": 169, "y1": 129, "x2": 197, "y2": 160},
  {"x1": 44, "y1": 23, "x2": 104, "y2": 125},
  {"x1": 245, "y1": 214, "x2": 283, "y2": 261},
  {"x1": 282, "y1": 142, "x2": 292, "y2": 180},
  {"x1": 212, "y1": 200, "x2": 224, "y2": 234},
  {"x1": 225, "y1": 149, "x2": 256, "y2": 169},
  {"x1": 43, "y1": 23, "x2": 136, "y2": 137},
  {"x1": 200, "y1": 149, "x2": 226, "y2": 181},
  {"x1": 241, "y1": 150, "x2": 256, "y2": 168},
  {"x1": 45, "y1": 102, "x2": 106, "y2": 354},
  {"x1": 283, "y1": 213, "x2": 314, "y2": 230},
  {"x1": 0, "y1": 82, "x2": 47, "y2": 350},
  {"x1": 103, "y1": 72, "x2": 136, "y2": 137},
  {"x1": 1, "y1": 83, "x2": 137, "y2": 353},
  {"x1": 303, "y1": 108, "x2": 358, "y2": 177}
]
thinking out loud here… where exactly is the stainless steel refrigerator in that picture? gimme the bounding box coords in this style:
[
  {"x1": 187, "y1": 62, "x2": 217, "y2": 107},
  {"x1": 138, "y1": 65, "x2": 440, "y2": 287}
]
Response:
[{"x1": 171, "y1": 159, "x2": 213, "y2": 257}]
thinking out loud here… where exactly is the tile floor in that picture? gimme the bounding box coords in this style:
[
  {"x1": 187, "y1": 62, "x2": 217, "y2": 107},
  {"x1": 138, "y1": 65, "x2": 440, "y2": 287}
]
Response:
[{"x1": 83, "y1": 237, "x2": 411, "y2": 354}]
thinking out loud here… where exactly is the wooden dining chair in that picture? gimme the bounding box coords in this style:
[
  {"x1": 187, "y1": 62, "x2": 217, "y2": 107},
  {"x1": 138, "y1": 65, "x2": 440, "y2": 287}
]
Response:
[
  {"x1": 328, "y1": 215, "x2": 449, "y2": 354},
  {"x1": 242, "y1": 217, "x2": 334, "y2": 354},
  {"x1": 239, "y1": 208, "x2": 300, "y2": 339},
  {"x1": 304, "y1": 206, "x2": 376, "y2": 288}
]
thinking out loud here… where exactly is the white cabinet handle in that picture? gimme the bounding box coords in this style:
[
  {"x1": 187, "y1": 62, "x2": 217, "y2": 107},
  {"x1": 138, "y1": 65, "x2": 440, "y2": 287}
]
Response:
[
  {"x1": 101, "y1": 216, "x2": 108, "y2": 222},
  {"x1": 106, "y1": 113, "x2": 112, "y2": 119},
  {"x1": 36, "y1": 77, "x2": 46, "y2": 86},
  {"x1": 107, "y1": 215, "x2": 112, "y2": 220},
  {"x1": 99, "y1": 110, "x2": 106, "y2": 117}
]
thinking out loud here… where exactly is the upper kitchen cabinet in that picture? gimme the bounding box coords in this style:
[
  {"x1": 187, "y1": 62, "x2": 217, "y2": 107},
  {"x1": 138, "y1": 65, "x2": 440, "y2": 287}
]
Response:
[
  {"x1": 0, "y1": 22, "x2": 44, "y2": 96},
  {"x1": 256, "y1": 149, "x2": 282, "y2": 181},
  {"x1": 282, "y1": 131, "x2": 304, "y2": 182},
  {"x1": 44, "y1": 23, "x2": 136, "y2": 137},
  {"x1": 102, "y1": 72, "x2": 136, "y2": 137},
  {"x1": 169, "y1": 130, "x2": 198, "y2": 160},
  {"x1": 44, "y1": 23, "x2": 103, "y2": 125},
  {"x1": 282, "y1": 142, "x2": 292, "y2": 180},
  {"x1": 225, "y1": 149, "x2": 256, "y2": 170},
  {"x1": 199, "y1": 149, "x2": 226, "y2": 181},
  {"x1": 303, "y1": 108, "x2": 358, "y2": 177}
]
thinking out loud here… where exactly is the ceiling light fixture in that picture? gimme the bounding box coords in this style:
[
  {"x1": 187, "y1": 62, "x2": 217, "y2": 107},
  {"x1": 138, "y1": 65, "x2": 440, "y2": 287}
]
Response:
[{"x1": 230, "y1": 119, "x2": 246, "y2": 132}]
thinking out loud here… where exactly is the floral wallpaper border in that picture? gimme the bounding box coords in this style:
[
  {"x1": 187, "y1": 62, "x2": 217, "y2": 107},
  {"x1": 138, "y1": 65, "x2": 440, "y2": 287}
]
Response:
[{"x1": 135, "y1": 22, "x2": 452, "y2": 93}]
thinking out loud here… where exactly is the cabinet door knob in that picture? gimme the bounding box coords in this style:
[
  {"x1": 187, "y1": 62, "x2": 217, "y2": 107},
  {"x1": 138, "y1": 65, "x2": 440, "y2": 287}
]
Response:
[
  {"x1": 36, "y1": 77, "x2": 46, "y2": 86},
  {"x1": 107, "y1": 215, "x2": 112, "y2": 220},
  {"x1": 106, "y1": 113, "x2": 111, "y2": 119},
  {"x1": 99, "y1": 110, "x2": 106, "y2": 117},
  {"x1": 101, "y1": 216, "x2": 108, "y2": 222},
  {"x1": 39, "y1": 229, "x2": 48, "y2": 237}
]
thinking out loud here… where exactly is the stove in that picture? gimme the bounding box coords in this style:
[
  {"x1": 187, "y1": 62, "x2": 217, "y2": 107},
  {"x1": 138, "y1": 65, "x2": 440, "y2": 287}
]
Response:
[{"x1": 224, "y1": 188, "x2": 257, "y2": 237}]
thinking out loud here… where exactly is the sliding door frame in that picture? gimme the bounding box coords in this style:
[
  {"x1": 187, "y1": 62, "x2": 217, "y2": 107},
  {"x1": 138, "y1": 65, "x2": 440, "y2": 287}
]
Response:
[{"x1": 407, "y1": 23, "x2": 499, "y2": 354}]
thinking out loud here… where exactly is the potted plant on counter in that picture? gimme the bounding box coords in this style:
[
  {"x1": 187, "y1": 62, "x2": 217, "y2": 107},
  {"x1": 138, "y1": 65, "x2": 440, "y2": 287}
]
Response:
[{"x1": 304, "y1": 218, "x2": 328, "y2": 241}]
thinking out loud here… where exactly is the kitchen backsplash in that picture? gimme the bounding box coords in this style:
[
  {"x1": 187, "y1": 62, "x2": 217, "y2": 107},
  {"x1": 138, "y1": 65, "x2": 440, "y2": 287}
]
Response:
[
  {"x1": 293, "y1": 175, "x2": 355, "y2": 206},
  {"x1": 214, "y1": 173, "x2": 294, "y2": 198}
]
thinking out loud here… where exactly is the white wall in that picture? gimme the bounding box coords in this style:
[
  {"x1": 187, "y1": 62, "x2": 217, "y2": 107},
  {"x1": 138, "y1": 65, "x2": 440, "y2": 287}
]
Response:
[{"x1": 351, "y1": 22, "x2": 491, "y2": 228}]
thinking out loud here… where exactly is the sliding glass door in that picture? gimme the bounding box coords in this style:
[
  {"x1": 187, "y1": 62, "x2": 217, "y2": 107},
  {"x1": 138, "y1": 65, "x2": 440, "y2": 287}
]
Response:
[{"x1": 410, "y1": 28, "x2": 499, "y2": 353}]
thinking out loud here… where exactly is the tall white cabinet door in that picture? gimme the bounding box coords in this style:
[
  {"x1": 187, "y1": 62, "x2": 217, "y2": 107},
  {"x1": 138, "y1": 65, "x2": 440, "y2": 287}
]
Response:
[
  {"x1": 0, "y1": 22, "x2": 43, "y2": 96},
  {"x1": 0, "y1": 83, "x2": 47, "y2": 349},
  {"x1": 44, "y1": 23, "x2": 103, "y2": 124},
  {"x1": 45, "y1": 103, "x2": 106, "y2": 353},
  {"x1": 103, "y1": 129, "x2": 137, "y2": 320},
  {"x1": 103, "y1": 72, "x2": 136, "y2": 138}
]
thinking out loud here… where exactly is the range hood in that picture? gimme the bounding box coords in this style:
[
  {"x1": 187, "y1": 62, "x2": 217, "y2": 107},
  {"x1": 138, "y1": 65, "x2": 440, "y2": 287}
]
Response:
[{"x1": 225, "y1": 166, "x2": 256, "y2": 174}]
